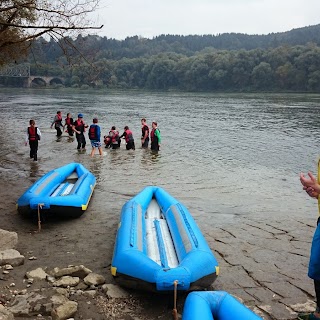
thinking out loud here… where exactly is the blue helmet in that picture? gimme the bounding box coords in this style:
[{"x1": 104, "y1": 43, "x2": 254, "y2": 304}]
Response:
[{"x1": 78, "y1": 113, "x2": 83, "y2": 118}]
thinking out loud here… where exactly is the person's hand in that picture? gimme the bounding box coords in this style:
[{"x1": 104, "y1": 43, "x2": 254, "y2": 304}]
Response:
[
  {"x1": 300, "y1": 172, "x2": 320, "y2": 198},
  {"x1": 300, "y1": 172, "x2": 318, "y2": 188},
  {"x1": 304, "y1": 186, "x2": 319, "y2": 199}
]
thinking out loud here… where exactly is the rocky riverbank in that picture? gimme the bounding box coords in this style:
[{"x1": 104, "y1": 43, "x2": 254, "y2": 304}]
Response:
[
  {"x1": 0, "y1": 229, "x2": 177, "y2": 319},
  {"x1": 0, "y1": 214, "x2": 318, "y2": 320},
  {"x1": 0, "y1": 166, "x2": 318, "y2": 319}
]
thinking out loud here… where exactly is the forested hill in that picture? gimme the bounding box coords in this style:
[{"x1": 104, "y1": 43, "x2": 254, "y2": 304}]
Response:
[
  {"x1": 30, "y1": 24, "x2": 320, "y2": 62},
  {"x1": 152, "y1": 24, "x2": 320, "y2": 52},
  {"x1": 3, "y1": 24, "x2": 320, "y2": 92}
]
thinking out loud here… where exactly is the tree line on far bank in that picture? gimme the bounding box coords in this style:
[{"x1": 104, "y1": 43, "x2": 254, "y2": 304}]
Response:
[{"x1": 2, "y1": 24, "x2": 320, "y2": 92}]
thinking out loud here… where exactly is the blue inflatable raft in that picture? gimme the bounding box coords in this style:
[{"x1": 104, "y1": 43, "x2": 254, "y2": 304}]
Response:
[
  {"x1": 111, "y1": 186, "x2": 219, "y2": 292},
  {"x1": 17, "y1": 162, "x2": 96, "y2": 218},
  {"x1": 182, "y1": 291, "x2": 262, "y2": 320}
]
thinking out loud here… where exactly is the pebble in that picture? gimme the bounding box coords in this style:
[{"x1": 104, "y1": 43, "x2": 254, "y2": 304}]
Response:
[
  {"x1": 2, "y1": 271, "x2": 9, "y2": 274},
  {"x1": 29, "y1": 256, "x2": 37, "y2": 260},
  {"x1": 4, "y1": 264, "x2": 13, "y2": 270}
]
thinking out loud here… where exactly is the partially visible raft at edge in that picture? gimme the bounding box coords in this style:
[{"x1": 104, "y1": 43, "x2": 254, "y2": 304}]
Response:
[
  {"x1": 17, "y1": 162, "x2": 96, "y2": 218},
  {"x1": 182, "y1": 291, "x2": 263, "y2": 320},
  {"x1": 111, "y1": 186, "x2": 219, "y2": 292}
]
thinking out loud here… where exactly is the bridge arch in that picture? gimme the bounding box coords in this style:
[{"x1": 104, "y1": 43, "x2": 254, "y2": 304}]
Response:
[{"x1": 27, "y1": 76, "x2": 64, "y2": 87}]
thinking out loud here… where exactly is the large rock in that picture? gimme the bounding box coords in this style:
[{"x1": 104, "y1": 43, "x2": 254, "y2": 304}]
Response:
[
  {"x1": 50, "y1": 265, "x2": 92, "y2": 279},
  {"x1": 26, "y1": 267, "x2": 49, "y2": 280},
  {"x1": 0, "y1": 249, "x2": 24, "y2": 266},
  {"x1": 0, "y1": 304, "x2": 14, "y2": 320},
  {"x1": 7, "y1": 295, "x2": 30, "y2": 316},
  {"x1": 50, "y1": 294, "x2": 69, "y2": 307},
  {"x1": 9, "y1": 292, "x2": 51, "y2": 317},
  {"x1": 51, "y1": 301, "x2": 78, "y2": 320},
  {"x1": 83, "y1": 273, "x2": 105, "y2": 286},
  {"x1": 0, "y1": 229, "x2": 18, "y2": 251},
  {"x1": 102, "y1": 283, "x2": 130, "y2": 299},
  {"x1": 53, "y1": 276, "x2": 80, "y2": 288}
]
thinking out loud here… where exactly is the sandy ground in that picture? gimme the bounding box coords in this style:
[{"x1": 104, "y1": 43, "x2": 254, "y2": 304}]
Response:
[{"x1": 0, "y1": 160, "x2": 317, "y2": 319}]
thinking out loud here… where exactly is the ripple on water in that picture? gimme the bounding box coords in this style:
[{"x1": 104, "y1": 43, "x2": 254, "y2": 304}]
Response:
[{"x1": 0, "y1": 90, "x2": 319, "y2": 226}]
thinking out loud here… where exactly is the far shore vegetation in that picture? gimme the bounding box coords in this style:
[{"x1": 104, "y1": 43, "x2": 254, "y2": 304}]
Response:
[{"x1": 2, "y1": 24, "x2": 320, "y2": 93}]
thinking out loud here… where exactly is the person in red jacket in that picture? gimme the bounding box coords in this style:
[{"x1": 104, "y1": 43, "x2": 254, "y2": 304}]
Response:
[
  {"x1": 72, "y1": 113, "x2": 88, "y2": 150},
  {"x1": 64, "y1": 113, "x2": 74, "y2": 137},
  {"x1": 25, "y1": 119, "x2": 41, "y2": 161},
  {"x1": 120, "y1": 126, "x2": 135, "y2": 150},
  {"x1": 50, "y1": 111, "x2": 63, "y2": 137}
]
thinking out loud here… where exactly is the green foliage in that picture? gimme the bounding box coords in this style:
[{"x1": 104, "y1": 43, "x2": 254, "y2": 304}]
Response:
[{"x1": 4, "y1": 24, "x2": 320, "y2": 92}]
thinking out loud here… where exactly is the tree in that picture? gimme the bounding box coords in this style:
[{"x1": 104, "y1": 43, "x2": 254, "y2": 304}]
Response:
[
  {"x1": 0, "y1": 0, "x2": 103, "y2": 66},
  {"x1": 251, "y1": 62, "x2": 273, "y2": 90}
]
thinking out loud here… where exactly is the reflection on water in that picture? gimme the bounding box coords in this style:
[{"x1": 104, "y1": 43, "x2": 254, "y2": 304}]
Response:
[
  {"x1": 0, "y1": 89, "x2": 319, "y2": 226},
  {"x1": 29, "y1": 161, "x2": 39, "y2": 179},
  {"x1": 140, "y1": 149, "x2": 161, "y2": 165},
  {"x1": 88, "y1": 157, "x2": 104, "y2": 182}
]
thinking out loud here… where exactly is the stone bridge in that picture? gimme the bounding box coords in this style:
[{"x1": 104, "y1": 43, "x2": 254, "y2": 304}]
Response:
[
  {"x1": 0, "y1": 64, "x2": 64, "y2": 87},
  {"x1": 26, "y1": 76, "x2": 65, "y2": 87}
]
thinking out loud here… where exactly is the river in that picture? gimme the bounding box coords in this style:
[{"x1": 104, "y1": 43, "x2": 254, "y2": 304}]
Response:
[{"x1": 0, "y1": 88, "x2": 319, "y2": 227}]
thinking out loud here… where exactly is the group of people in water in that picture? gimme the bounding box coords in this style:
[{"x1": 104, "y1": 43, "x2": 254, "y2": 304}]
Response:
[{"x1": 25, "y1": 111, "x2": 161, "y2": 160}]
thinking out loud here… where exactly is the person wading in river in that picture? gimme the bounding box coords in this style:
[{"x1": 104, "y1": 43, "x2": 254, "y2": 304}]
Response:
[
  {"x1": 141, "y1": 118, "x2": 149, "y2": 148},
  {"x1": 50, "y1": 111, "x2": 63, "y2": 137},
  {"x1": 64, "y1": 113, "x2": 74, "y2": 137},
  {"x1": 120, "y1": 126, "x2": 135, "y2": 150},
  {"x1": 88, "y1": 117, "x2": 103, "y2": 157},
  {"x1": 150, "y1": 121, "x2": 161, "y2": 151},
  {"x1": 25, "y1": 119, "x2": 41, "y2": 161},
  {"x1": 72, "y1": 113, "x2": 88, "y2": 151}
]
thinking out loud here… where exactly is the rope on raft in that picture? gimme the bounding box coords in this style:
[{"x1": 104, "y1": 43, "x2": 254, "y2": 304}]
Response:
[
  {"x1": 172, "y1": 280, "x2": 178, "y2": 320},
  {"x1": 37, "y1": 203, "x2": 44, "y2": 232}
]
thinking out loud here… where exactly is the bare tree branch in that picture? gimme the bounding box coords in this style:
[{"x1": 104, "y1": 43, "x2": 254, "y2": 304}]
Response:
[{"x1": 0, "y1": 0, "x2": 103, "y2": 66}]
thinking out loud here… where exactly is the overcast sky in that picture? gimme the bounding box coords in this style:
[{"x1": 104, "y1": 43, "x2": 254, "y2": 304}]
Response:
[{"x1": 92, "y1": 0, "x2": 320, "y2": 39}]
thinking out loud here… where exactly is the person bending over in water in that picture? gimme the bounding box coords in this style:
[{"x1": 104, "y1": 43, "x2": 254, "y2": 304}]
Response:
[
  {"x1": 120, "y1": 126, "x2": 135, "y2": 150},
  {"x1": 109, "y1": 126, "x2": 121, "y2": 149},
  {"x1": 299, "y1": 171, "x2": 320, "y2": 320},
  {"x1": 25, "y1": 119, "x2": 41, "y2": 161}
]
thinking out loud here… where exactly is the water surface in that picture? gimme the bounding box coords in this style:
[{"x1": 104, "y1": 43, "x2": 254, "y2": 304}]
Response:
[{"x1": 1, "y1": 89, "x2": 319, "y2": 227}]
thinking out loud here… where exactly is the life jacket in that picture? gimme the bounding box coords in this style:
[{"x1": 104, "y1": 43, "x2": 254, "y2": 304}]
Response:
[
  {"x1": 151, "y1": 128, "x2": 159, "y2": 142},
  {"x1": 125, "y1": 129, "x2": 134, "y2": 143},
  {"x1": 110, "y1": 130, "x2": 119, "y2": 143},
  {"x1": 74, "y1": 119, "x2": 85, "y2": 133},
  {"x1": 65, "y1": 117, "x2": 72, "y2": 126},
  {"x1": 55, "y1": 114, "x2": 62, "y2": 126},
  {"x1": 89, "y1": 124, "x2": 98, "y2": 140},
  {"x1": 141, "y1": 124, "x2": 149, "y2": 138},
  {"x1": 28, "y1": 127, "x2": 40, "y2": 141}
]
